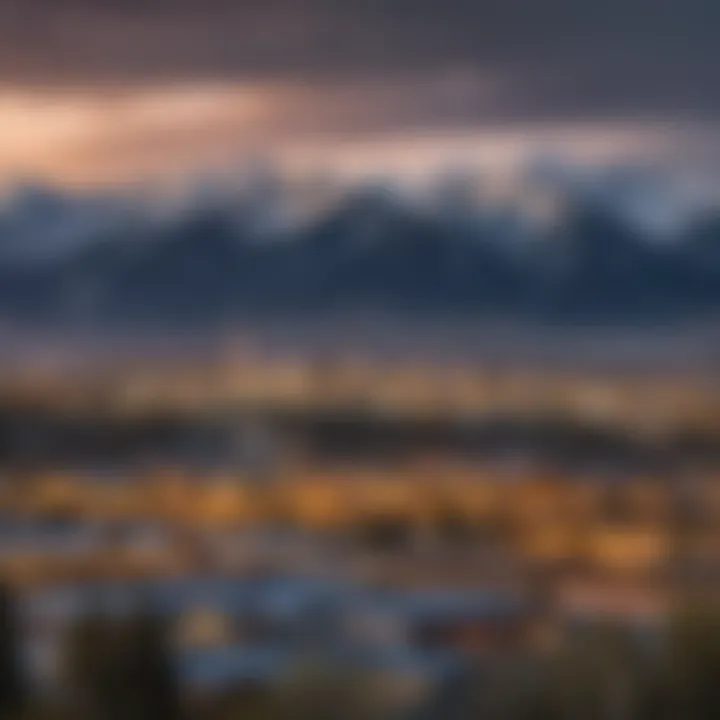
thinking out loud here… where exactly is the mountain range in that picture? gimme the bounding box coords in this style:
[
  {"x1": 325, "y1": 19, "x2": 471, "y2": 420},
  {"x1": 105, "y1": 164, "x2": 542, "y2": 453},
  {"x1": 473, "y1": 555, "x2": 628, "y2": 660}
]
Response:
[{"x1": 1, "y1": 184, "x2": 720, "y2": 327}]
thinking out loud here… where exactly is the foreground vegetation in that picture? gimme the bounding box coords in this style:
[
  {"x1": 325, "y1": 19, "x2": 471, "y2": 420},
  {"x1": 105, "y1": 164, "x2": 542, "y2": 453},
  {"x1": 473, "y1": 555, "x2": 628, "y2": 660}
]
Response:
[{"x1": 1, "y1": 577, "x2": 719, "y2": 720}]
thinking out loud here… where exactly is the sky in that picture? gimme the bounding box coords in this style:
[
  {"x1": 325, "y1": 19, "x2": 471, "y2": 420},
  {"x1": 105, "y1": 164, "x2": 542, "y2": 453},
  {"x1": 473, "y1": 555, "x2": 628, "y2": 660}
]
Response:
[{"x1": 0, "y1": 0, "x2": 718, "y2": 186}]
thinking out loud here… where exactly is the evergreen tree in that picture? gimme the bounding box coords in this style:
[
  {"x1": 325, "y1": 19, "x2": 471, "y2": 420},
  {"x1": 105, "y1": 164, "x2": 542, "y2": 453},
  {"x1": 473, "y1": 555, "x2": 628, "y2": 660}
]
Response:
[
  {"x1": 63, "y1": 611, "x2": 125, "y2": 720},
  {"x1": 664, "y1": 606, "x2": 720, "y2": 720},
  {"x1": 120, "y1": 611, "x2": 181, "y2": 720},
  {"x1": 0, "y1": 581, "x2": 26, "y2": 717},
  {"x1": 63, "y1": 608, "x2": 180, "y2": 720}
]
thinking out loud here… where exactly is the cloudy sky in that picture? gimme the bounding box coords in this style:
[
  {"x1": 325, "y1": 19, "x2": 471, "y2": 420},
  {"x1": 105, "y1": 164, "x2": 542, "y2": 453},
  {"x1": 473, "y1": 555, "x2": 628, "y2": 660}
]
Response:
[{"x1": 0, "y1": 0, "x2": 718, "y2": 185}]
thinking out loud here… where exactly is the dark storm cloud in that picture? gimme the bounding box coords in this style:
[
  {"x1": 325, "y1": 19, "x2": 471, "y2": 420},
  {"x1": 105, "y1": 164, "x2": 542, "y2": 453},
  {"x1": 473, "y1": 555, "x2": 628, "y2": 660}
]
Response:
[{"x1": 0, "y1": 0, "x2": 719, "y2": 127}]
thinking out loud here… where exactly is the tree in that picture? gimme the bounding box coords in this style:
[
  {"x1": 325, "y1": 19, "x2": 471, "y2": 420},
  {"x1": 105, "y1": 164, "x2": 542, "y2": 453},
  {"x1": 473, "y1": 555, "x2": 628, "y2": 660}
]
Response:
[
  {"x1": 663, "y1": 606, "x2": 720, "y2": 720},
  {"x1": 63, "y1": 610, "x2": 123, "y2": 719},
  {"x1": 119, "y1": 611, "x2": 181, "y2": 720},
  {"x1": 62, "y1": 608, "x2": 180, "y2": 720},
  {"x1": 0, "y1": 581, "x2": 26, "y2": 717}
]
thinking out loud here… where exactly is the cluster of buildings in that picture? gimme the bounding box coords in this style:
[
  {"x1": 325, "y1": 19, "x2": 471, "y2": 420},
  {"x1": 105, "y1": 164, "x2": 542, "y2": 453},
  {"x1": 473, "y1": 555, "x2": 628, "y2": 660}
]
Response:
[
  {"x1": 23, "y1": 575, "x2": 533, "y2": 710},
  {"x1": 0, "y1": 355, "x2": 717, "y2": 706},
  {"x1": 0, "y1": 460, "x2": 717, "y2": 604},
  {"x1": 2, "y1": 356, "x2": 720, "y2": 436}
]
